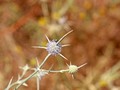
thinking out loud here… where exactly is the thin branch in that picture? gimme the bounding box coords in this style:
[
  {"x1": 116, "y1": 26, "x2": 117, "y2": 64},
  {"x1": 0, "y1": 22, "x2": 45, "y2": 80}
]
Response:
[
  {"x1": 62, "y1": 44, "x2": 70, "y2": 47},
  {"x1": 58, "y1": 53, "x2": 68, "y2": 60},
  {"x1": 32, "y1": 46, "x2": 47, "y2": 49},
  {"x1": 45, "y1": 35, "x2": 50, "y2": 42},
  {"x1": 44, "y1": 69, "x2": 69, "y2": 73},
  {"x1": 37, "y1": 78, "x2": 40, "y2": 90},
  {"x1": 39, "y1": 53, "x2": 51, "y2": 68},
  {"x1": 78, "y1": 63, "x2": 87, "y2": 69},
  {"x1": 5, "y1": 77, "x2": 14, "y2": 90},
  {"x1": 57, "y1": 30, "x2": 73, "y2": 44}
]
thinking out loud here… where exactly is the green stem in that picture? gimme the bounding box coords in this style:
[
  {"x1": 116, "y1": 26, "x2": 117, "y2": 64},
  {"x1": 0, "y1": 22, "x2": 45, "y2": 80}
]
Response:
[{"x1": 14, "y1": 54, "x2": 51, "y2": 90}]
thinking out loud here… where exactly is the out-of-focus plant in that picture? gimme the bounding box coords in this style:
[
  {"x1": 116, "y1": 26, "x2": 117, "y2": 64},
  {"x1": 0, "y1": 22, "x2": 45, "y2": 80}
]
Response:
[
  {"x1": 38, "y1": 0, "x2": 73, "y2": 35},
  {"x1": 97, "y1": 62, "x2": 120, "y2": 89}
]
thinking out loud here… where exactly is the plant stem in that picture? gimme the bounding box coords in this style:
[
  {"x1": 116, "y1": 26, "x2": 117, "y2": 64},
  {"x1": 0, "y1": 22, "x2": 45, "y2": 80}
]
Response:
[{"x1": 14, "y1": 54, "x2": 51, "y2": 90}]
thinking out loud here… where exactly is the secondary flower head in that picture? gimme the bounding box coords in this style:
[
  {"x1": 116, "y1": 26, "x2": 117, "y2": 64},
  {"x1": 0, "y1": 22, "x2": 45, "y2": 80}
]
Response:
[
  {"x1": 68, "y1": 65, "x2": 78, "y2": 73},
  {"x1": 67, "y1": 63, "x2": 87, "y2": 74},
  {"x1": 66, "y1": 62, "x2": 87, "y2": 78},
  {"x1": 33, "y1": 30, "x2": 73, "y2": 60}
]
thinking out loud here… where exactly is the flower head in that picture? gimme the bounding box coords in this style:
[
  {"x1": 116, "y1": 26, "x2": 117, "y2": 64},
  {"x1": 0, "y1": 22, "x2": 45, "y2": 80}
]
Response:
[
  {"x1": 67, "y1": 63, "x2": 87, "y2": 74},
  {"x1": 46, "y1": 40, "x2": 62, "y2": 55},
  {"x1": 33, "y1": 30, "x2": 73, "y2": 60},
  {"x1": 68, "y1": 65, "x2": 78, "y2": 73},
  {"x1": 67, "y1": 62, "x2": 87, "y2": 78}
]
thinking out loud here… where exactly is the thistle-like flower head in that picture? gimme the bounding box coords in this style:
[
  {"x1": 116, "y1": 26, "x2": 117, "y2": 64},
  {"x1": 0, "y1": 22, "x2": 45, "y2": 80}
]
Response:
[
  {"x1": 46, "y1": 40, "x2": 62, "y2": 55},
  {"x1": 33, "y1": 30, "x2": 73, "y2": 60},
  {"x1": 67, "y1": 63, "x2": 87, "y2": 74},
  {"x1": 67, "y1": 62, "x2": 87, "y2": 78},
  {"x1": 68, "y1": 65, "x2": 78, "y2": 73}
]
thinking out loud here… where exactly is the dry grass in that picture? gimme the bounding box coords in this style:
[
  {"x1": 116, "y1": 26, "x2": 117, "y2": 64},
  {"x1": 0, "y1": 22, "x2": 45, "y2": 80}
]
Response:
[{"x1": 0, "y1": 0, "x2": 120, "y2": 90}]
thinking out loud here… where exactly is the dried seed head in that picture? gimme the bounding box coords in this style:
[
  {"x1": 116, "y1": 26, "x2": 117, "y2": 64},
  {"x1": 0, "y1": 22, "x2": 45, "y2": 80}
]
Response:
[
  {"x1": 68, "y1": 65, "x2": 78, "y2": 73},
  {"x1": 46, "y1": 40, "x2": 62, "y2": 55}
]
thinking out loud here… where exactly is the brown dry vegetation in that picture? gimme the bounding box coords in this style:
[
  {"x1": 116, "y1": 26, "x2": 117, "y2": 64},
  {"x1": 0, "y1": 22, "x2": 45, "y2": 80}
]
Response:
[{"x1": 0, "y1": 0, "x2": 120, "y2": 90}]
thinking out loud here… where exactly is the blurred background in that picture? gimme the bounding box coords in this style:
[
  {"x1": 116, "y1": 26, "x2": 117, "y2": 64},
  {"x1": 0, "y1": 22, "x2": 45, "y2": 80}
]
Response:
[{"x1": 0, "y1": 0, "x2": 120, "y2": 90}]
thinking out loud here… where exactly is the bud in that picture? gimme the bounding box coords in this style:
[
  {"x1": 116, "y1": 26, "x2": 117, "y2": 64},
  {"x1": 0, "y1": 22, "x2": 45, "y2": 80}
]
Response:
[{"x1": 68, "y1": 65, "x2": 78, "y2": 73}]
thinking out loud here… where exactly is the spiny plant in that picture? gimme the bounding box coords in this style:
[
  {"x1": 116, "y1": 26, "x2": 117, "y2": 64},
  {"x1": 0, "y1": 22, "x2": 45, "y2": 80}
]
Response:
[{"x1": 5, "y1": 30, "x2": 87, "y2": 90}]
